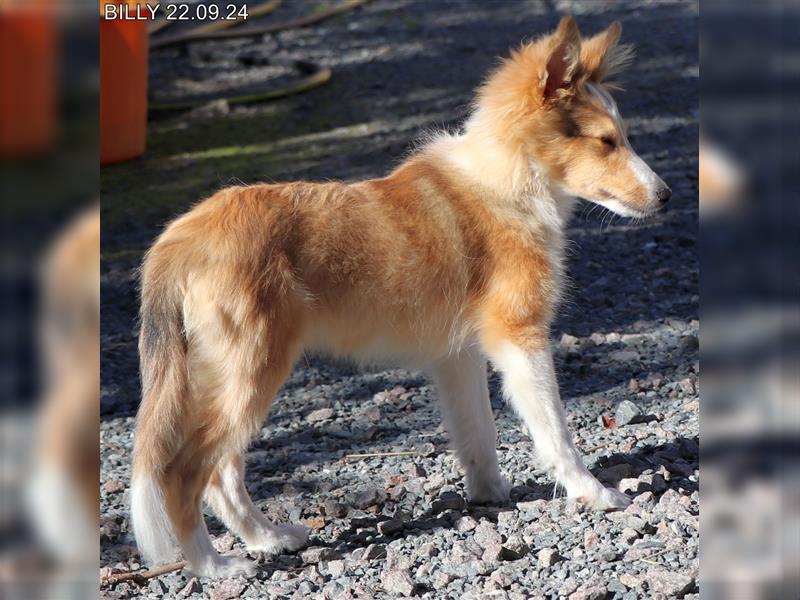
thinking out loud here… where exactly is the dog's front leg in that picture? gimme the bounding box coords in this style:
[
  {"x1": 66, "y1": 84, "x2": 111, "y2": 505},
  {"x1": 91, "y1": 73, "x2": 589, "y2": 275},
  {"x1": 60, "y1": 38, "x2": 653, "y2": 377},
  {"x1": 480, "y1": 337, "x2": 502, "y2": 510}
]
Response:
[
  {"x1": 489, "y1": 341, "x2": 630, "y2": 510},
  {"x1": 430, "y1": 350, "x2": 510, "y2": 504}
]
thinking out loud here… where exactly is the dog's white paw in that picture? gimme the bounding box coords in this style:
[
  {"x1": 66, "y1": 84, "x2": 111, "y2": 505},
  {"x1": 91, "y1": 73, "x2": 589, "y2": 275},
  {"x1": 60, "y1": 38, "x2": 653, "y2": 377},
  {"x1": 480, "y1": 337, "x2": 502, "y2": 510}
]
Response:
[
  {"x1": 186, "y1": 555, "x2": 256, "y2": 579},
  {"x1": 246, "y1": 523, "x2": 309, "y2": 555},
  {"x1": 576, "y1": 485, "x2": 631, "y2": 511},
  {"x1": 467, "y1": 474, "x2": 511, "y2": 505}
]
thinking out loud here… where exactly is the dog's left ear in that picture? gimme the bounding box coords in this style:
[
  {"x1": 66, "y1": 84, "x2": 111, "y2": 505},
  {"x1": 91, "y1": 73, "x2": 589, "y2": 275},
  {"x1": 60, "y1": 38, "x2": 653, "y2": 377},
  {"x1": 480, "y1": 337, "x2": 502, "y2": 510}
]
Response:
[
  {"x1": 581, "y1": 21, "x2": 633, "y2": 82},
  {"x1": 542, "y1": 16, "x2": 582, "y2": 102}
]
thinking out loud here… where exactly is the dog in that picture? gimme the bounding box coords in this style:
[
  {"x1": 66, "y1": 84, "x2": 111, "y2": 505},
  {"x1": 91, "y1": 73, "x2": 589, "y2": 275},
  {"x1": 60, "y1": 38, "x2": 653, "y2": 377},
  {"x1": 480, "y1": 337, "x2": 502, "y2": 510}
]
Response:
[{"x1": 131, "y1": 16, "x2": 671, "y2": 578}]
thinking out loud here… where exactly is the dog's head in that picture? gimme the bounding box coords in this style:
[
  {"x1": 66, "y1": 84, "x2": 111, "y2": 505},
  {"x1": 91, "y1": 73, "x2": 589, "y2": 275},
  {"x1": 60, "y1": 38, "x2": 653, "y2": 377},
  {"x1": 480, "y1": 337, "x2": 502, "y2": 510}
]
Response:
[{"x1": 476, "y1": 16, "x2": 671, "y2": 217}]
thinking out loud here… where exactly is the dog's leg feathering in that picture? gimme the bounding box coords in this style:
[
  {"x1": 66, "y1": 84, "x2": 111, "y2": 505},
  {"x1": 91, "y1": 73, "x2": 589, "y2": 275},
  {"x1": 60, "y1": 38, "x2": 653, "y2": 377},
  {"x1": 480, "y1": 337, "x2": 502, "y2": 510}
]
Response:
[
  {"x1": 130, "y1": 474, "x2": 179, "y2": 565},
  {"x1": 205, "y1": 454, "x2": 308, "y2": 555},
  {"x1": 490, "y1": 342, "x2": 630, "y2": 510}
]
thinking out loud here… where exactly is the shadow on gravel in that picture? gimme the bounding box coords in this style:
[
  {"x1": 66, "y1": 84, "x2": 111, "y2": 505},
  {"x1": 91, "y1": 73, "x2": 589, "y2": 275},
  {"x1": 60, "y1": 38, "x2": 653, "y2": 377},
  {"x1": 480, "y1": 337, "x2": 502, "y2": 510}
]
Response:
[
  {"x1": 212, "y1": 434, "x2": 699, "y2": 580},
  {"x1": 592, "y1": 437, "x2": 700, "y2": 495}
]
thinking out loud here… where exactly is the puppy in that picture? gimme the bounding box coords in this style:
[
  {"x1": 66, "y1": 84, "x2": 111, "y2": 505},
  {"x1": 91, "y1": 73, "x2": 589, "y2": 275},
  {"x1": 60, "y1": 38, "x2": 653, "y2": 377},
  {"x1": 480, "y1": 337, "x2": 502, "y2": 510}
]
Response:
[{"x1": 131, "y1": 16, "x2": 671, "y2": 578}]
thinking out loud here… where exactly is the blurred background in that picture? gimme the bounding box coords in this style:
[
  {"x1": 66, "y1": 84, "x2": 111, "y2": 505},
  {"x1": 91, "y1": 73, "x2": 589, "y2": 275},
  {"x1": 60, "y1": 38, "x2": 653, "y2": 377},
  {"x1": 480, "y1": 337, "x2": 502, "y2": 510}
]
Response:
[
  {"x1": 700, "y1": 1, "x2": 799, "y2": 598},
  {"x1": 0, "y1": 0, "x2": 796, "y2": 598},
  {"x1": 2, "y1": 0, "x2": 99, "y2": 598}
]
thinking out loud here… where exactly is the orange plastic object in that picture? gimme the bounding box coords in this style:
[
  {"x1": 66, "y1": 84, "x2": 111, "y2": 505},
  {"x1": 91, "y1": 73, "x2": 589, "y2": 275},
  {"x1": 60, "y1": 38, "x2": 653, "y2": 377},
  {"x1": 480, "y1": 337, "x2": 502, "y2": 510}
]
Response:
[
  {"x1": 100, "y1": 6, "x2": 148, "y2": 165},
  {"x1": 0, "y1": 6, "x2": 57, "y2": 158}
]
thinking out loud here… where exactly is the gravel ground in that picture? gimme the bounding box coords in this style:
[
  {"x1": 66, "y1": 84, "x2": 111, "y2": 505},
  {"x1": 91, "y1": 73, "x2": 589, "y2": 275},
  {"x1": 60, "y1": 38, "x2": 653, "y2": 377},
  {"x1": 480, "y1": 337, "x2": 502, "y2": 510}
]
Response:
[{"x1": 100, "y1": 1, "x2": 698, "y2": 598}]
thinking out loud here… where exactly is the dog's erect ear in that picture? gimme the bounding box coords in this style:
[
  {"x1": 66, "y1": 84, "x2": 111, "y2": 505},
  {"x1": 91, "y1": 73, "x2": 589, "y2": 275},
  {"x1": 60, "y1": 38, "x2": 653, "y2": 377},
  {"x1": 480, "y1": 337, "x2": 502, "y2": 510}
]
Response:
[
  {"x1": 581, "y1": 21, "x2": 633, "y2": 82},
  {"x1": 542, "y1": 16, "x2": 582, "y2": 102}
]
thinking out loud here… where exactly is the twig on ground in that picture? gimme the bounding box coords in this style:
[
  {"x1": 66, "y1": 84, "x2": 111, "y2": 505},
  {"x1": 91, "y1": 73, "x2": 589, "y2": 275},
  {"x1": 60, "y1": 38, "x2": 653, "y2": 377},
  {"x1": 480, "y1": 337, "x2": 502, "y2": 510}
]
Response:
[
  {"x1": 635, "y1": 548, "x2": 673, "y2": 565},
  {"x1": 586, "y1": 440, "x2": 612, "y2": 453},
  {"x1": 345, "y1": 451, "x2": 418, "y2": 460},
  {"x1": 100, "y1": 561, "x2": 187, "y2": 587}
]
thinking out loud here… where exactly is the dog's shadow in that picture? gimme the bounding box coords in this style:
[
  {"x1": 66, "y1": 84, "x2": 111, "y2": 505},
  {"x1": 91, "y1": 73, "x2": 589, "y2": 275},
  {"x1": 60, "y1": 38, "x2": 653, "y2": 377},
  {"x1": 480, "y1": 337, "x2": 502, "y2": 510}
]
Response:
[{"x1": 205, "y1": 435, "x2": 699, "y2": 580}]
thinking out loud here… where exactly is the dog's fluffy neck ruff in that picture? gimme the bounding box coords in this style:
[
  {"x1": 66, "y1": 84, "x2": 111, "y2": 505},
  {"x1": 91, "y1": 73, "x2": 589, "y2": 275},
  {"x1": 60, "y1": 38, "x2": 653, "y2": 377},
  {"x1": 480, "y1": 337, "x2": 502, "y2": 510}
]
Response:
[{"x1": 427, "y1": 108, "x2": 577, "y2": 233}]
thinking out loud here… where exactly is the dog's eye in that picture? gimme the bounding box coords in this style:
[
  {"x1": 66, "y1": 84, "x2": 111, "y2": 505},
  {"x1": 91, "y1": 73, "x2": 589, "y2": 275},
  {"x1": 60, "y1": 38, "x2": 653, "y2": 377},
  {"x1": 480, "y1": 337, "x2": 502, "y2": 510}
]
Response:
[{"x1": 600, "y1": 136, "x2": 616, "y2": 149}]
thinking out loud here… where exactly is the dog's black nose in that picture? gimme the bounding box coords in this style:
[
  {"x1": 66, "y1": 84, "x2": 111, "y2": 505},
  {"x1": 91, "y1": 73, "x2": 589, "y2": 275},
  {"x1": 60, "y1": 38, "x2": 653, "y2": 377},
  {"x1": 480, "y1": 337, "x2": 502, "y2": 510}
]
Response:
[{"x1": 656, "y1": 185, "x2": 672, "y2": 205}]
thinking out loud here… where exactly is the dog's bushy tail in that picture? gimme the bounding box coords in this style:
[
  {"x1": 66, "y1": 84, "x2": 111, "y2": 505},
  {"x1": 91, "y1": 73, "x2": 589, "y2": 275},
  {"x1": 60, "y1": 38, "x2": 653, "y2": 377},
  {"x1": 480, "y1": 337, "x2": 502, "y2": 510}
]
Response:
[{"x1": 130, "y1": 246, "x2": 188, "y2": 565}]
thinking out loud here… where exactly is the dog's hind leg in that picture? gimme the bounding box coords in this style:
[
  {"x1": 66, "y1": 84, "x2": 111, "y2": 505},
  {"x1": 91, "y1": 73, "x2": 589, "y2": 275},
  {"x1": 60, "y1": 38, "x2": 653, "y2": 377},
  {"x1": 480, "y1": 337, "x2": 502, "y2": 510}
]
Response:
[
  {"x1": 430, "y1": 349, "x2": 510, "y2": 504},
  {"x1": 148, "y1": 288, "x2": 308, "y2": 578},
  {"x1": 205, "y1": 453, "x2": 308, "y2": 555},
  {"x1": 154, "y1": 438, "x2": 257, "y2": 579},
  {"x1": 174, "y1": 303, "x2": 309, "y2": 577}
]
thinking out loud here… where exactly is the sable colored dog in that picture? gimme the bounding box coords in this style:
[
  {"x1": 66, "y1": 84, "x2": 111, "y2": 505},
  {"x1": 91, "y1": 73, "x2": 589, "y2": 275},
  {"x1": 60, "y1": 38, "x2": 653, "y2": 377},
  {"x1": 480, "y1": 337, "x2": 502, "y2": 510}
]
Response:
[{"x1": 132, "y1": 16, "x2": 671, "y2": 578}]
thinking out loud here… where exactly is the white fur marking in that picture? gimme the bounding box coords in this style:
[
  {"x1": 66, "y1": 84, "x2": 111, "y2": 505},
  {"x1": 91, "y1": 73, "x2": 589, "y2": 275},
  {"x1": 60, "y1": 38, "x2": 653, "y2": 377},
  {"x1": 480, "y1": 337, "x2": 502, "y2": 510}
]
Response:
[
  {"x1": 595, "y1": 198, "x2": 647, "y2": 218},
  {"x1": 204, "y1": 456, "x2": 309, "y2": 554},
  {"x1": 431, "y1": 350, "x2": 509, "y2": 503},
  {"x1": 182, "y1": 522, "x2": 255, "y2": 578},
  {"x1": 629, "y1": 153, "x2": 659, "y2": 189},
  {"x1": 130, "y1": 474, "x2": 178, "y2": 565}
]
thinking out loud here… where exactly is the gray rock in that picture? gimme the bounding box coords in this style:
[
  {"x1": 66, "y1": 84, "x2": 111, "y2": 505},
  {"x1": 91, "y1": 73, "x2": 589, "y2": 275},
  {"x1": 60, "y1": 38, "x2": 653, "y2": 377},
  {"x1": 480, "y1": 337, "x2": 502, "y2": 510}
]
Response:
[
  {"x1": 326, "y1": 560, "x2": 346, "y2": 578},
  {"x1": 178, "y1": 577, "x2": 202, "y2": 597},
  {"x1": 601, "y1": 549, "x2": 620, "y2": 562},
  {"x1": 678, "y1": 377, "x2": 696, "y2": 395},
  {"x1": 431, "y1": 491, "x2": 465, "y2": 513},
  {"x1": 321, "y1": 499, "x2": 347, "y2": 518},
  {"x1": 321, "y1": 581, "x2": 345, "y2": 599},
  {"x1": 559, "y1": 333, "x2": 579, "y2": 349},
  {"x1": 500, "y1": 540, "x2": 529, "y2": 561},
  {"x1": 618, "y1": 478, "x2": 644, "y2": 494},
  {"x1": 354, "y1": 488, "x2": 384, "y2": 509},
  {"x1": 516, "y1": 499, "x2": 547, "y2": 513},
  {"x1": 473, "y1": 521, "x2": 502, "y2": 549},
  {"x1": 306, "y1": 407, "x2": 335, "y2": 423},
  {"x1": 669, "y1": 461, "x2": 695, "y2": 478},
  {"x1": 432, "y1": 571, "x2": 453, "y2": 590},
  {"x1": 569, "y1": 578, "x2": 607, "y2": 600},
  {"x1": 103, "y1": 479, "x2": 125, "y2": 494},
  {"x1": 187, "y1": 99, "x2": 230, "y2": 119},
  {"x1": 361, "y1": 544, "x2": 387, "y2": 561},
  {"x1": 363, "y1": 406, "x2": 383, "y2": 423},
  {"x1": 210, "y1": 580, "x2": 247, "y2": 600},
  {"x1": 381, "y1": 569, "x2": 416, "y2": 596},
  {"x1": 680, "y1": 334, "x2": 699, "y2": 352},
  {"x1": 607, "y1": 578, "x2": 627, "y2": 594},
  {"x1": 620, "y1": 527, "x2": 640, "y2": 544},
  {"x1": 300, "y1": 546, "x2": 340, "y2": 564},
  {"x1": 149, "y1": 579, "x2": 168, "y2": 595},
  {"x1": 481, "y1": 542, "x2": 504, "y2": 562},
  {"x1": 404, "y1": 463, "x2": 426, "y2": 478},
  {"x1": 537, "y1": 547, "x2": 562, "y2": 567},
  {"x1": 625, "y1": 515, "x2": 649, "y2": 533},
  {"x1": 646, "y1": 568, "x2": 695, "y2": 597},
  {"x1": 455, "y1": 515, "x2": 478, "y2": 532},
  {"x1": 377, "y1": 518, "x2": 404, "y2": 536},
  {"x1": 615, "y1": 400, "x2": 644, "y2": 426}
]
